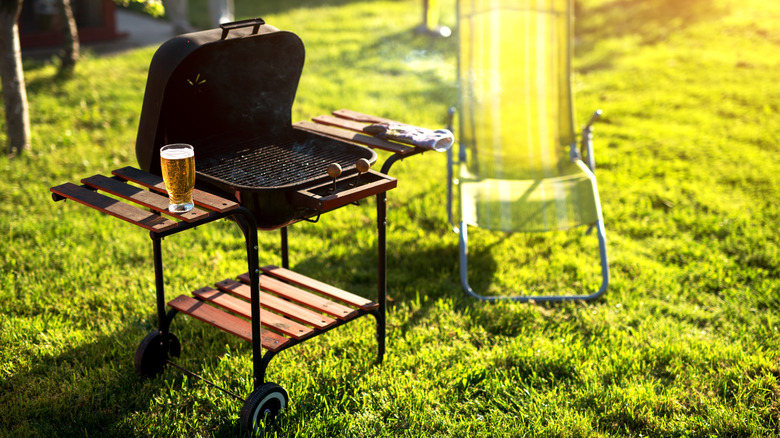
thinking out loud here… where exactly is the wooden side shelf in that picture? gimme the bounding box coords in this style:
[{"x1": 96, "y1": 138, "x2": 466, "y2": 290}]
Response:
[
  {"x1": 167, "y1": 265, "x2": 378, "y2": 354},
  {"x1": 50, "y1": 167, "x2": 240, "y2": 232},
  {"x1": 293, "y1": 109, "x2": 420, "y2": 157},
  {"x1": 50, "y1": 182, "x2": 180, "y2": 232}
]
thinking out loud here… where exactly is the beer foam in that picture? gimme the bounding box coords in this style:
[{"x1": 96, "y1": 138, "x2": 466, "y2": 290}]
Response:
[{"x1": 160, "y1": 147, "x2": 194, "y2": 160}]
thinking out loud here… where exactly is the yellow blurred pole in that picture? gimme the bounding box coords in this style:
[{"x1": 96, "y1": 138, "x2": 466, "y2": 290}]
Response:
[
  {"x1": 418, "y1": 0, "x2": 451, "y2": 37},
  {"x1": 425, "y1": 0, "x2": 440, "y2": 29}
]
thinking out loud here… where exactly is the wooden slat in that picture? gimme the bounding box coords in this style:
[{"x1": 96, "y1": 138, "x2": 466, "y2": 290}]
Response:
[
  {"x1": 237, "y1": 273, "x2": 359, "y2": 320},
  {"x1": 193, "y1": 287, "x2": 315, "y2": 340},
  {"x1": 314, "y1": 113, "x2": 422, "y2": 135},
  {"x1": 112, "y1": 167, "x2": 239, "y2": 213},
  {"x1": 81, "y1": 174, "x2": 208, "y2": 222},
  {"x1": 293, "y1": 121, "x2": 415, "y2": 156},
  {"x1": 260, "y1": 265, "x2": 378, "y2": 311},
  {"x1": 167, "y1": 295, "x2": 290, "y2": 352},
  {"x1": 216, "y1": 279, "x2": 336, "y2": 329},
  {"x1": 311, "y1": 115, "x2": 372, "y2": 133},
  {"x1": 50, "y1": 183, "x2": 177, "y2": 232},
  {"x1": 254, "y1": 274, "x2": 358, "y2": 320},
  {"x1": 110, "y1": 166, "x2": 168, "y2": 193},
  {"x1": 331, "y1": 109, "x2": 399, "y2": 125}
]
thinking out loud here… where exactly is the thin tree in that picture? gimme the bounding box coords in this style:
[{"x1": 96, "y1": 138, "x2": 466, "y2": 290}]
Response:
[
  {"x1": 1, "y1": 0, "x2": 164, "y2": 157},
  {"x1": 0, "y1": 0, "x2": 31, "y2": 156},
  {"x1": 58, "y1": 0, "x2": 79, "y2": 76}
]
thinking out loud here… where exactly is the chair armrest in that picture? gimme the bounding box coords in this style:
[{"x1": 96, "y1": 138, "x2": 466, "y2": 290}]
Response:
[{"x1": 580, "y1": 109, "x2": 602, "y2": 171}]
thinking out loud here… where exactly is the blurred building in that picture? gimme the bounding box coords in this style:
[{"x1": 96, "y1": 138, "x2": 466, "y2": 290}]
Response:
[{"x1": 19, "y1": 0, "x2": 125, "y2": 49}]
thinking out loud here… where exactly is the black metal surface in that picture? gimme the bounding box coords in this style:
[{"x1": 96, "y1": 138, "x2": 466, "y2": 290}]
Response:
[{"x1": 196, "y1": 130, "x2": 374, "y2": 190}]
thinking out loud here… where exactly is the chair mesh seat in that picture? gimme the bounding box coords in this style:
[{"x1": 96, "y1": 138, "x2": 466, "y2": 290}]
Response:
[{"x1": 460, "y1": 161, "x2": 599, "y2": 232}]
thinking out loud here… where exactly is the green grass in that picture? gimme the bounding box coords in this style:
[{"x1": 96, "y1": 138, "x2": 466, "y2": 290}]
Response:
[{"x1": 2, "y1": 0, "x2": 780, "y2": 436}]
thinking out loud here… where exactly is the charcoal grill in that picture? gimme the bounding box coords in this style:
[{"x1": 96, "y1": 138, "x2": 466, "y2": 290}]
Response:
[
  {"x1": 131, "y1": 18, "x2": 404, "y2": 432},
  {"x1": 50, "y1": 17, "x2": 439, "y2": 435},
  {"x1": 135, "y1": 18, "x2": 393, "y2": 229}
]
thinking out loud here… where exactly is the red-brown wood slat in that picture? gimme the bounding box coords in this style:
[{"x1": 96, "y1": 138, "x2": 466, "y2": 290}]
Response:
[
  {"x1": 311, "y1": 115, "x2": 372, "y2": 133},
  {"x1": 50, "y1": 183, "x2": 177, "y2": 232},
  {"x1": 112, "y1": 167, "x2": 239, "y2": 213},
  {"x1": 192, "y1": 287, "x2": 315, "y2": 340},
  {"x1": 260, "y1": 265, "x2": 378, "y2": 311},
  {"x1": 237, "y1": 273, "x2": 359, "y2": 320},
  {"x1": 215, "y1": 279, "x2": 336, "y2": 329},
  {"x1": 81, "y1": 174, "x2": 208, "y2": 222},
  {"x1": 167, "y1": 295, "x2": 290, "y2": 352},
  {"x1": 331, "y1": 109, "x2": 399, "y2": 125},
  {"x1": 293, "y1": 121, "x2": 415, "y2": 156},
  {"x1": 313, "y1": 113, "x2": 423, "y2": 137}
]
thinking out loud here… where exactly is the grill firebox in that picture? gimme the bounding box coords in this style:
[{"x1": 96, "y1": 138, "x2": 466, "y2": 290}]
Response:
[{"x1": 196, "y1": 130, "x2": 374, "y2": 189}]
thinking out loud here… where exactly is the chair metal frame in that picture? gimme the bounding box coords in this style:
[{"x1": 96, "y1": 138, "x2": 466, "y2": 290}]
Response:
[{"x1": 447, "y1": 107, "x2": 609, "y2": 303}]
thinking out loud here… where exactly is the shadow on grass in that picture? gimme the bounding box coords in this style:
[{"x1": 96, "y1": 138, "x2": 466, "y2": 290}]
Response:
[
  {"x1": 577, "y1": 0, "x2": 730, "y2": 44},
  {"x1": 575, "y1": 0, "x2": 731, "y2": 72},
  {"x1": 1, "y1": 324, "x2": 161, "y2": 436},
  {"x1": 0, "y1": 311, "x2": 267, "y2": 436}
]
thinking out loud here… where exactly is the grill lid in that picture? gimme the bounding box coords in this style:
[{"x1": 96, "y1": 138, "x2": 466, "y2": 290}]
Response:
[{"x1": 135, "y1": 19, "x2": 306, "y2": 175}]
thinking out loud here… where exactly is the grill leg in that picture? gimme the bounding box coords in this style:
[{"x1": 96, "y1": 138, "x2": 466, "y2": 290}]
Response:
[
  {"x1": 375, "y1": 191, "x2": 387, "y2": 363},
  {"x1": 152, "y1": 235, "x2": 168, "y2": 338},
  {"x1": 232, "y1": 213, "x2": 264, "y2": 387},
  {"x1": 280, "y1": 226, "x2": 289, "y2": 270},
  {"x1": 149, "y1": 233, "x2": 180, "y2": 361},
  {"x1": 373, "y1": 153, "x2": 412, "y2": 363}
]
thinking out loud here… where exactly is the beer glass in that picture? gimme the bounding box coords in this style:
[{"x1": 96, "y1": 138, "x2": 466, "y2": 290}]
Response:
[{"x1": 160, "y1": 143, "x2": 195, "y2": 213}]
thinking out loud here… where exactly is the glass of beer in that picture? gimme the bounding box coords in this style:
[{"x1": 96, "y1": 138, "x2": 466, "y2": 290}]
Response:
[{"x1": 160, "y1": 143, "x2": 196, "y2": 213}]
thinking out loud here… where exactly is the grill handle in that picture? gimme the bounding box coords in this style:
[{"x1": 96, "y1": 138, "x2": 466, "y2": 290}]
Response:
[{"x1": 220, "y1": 18, "x2": 266, "y2": 40}]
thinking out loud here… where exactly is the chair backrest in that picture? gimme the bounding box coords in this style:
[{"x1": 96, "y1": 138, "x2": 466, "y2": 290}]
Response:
[
  {"x1": 457, "y1": 0, "x2": 599, "y2": 232},
  {"x1": 458, "y1": 0, "x2": 575, "y2": 180}
]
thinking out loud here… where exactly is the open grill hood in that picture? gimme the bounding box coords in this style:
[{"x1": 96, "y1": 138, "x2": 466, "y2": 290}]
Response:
[
  {"x1": 134, "y1": 19, "x2": 390, "y2": 230},
  {"x1": 136, "y1": 20, "x2": 304, "y2": 175}
]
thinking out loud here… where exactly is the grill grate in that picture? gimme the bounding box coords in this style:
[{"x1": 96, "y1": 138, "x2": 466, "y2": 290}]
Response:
[{"x1": 197, "y1": 131, "x2": 371, "y2": 188}]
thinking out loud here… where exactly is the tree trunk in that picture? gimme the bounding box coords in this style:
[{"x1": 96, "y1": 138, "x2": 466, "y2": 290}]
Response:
[
  {"x1": 0, "y1": 0, "x2": 31, "y2": 156},
  {"x1": 58, "y1": 0, "x2": 79, "y2": 75}
]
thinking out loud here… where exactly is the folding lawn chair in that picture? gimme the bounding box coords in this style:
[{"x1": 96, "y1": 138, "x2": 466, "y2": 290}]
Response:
[{"x1": 447, "y1": 0, "x2": 609, "y2": 302}]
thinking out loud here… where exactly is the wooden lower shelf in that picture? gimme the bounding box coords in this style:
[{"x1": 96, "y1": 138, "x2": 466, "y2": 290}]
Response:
[{"x1": 167, "y1": 265, "x2": 378, "y2": 353}]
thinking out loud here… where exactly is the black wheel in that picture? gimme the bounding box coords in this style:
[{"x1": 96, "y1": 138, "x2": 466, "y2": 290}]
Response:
[
  {"x1": 134, "y1": 331, "x2": 180, "y2": 378},
  {"x1": 240, "y1": 382, "x2": 288, "y2": 436}
]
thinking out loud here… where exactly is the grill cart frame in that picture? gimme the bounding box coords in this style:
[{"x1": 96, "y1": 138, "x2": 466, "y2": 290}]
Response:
[
  {"x1": 51, "y1": 163, "x2": 395, "y2": 433},
  {"x1": 49, "y1": 103, "x2": 437, "y2": 433}
]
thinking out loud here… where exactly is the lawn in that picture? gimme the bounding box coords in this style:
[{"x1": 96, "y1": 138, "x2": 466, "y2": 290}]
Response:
[{"x1": 1, "y1": 0, "x2": 779, "y2": 436}]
